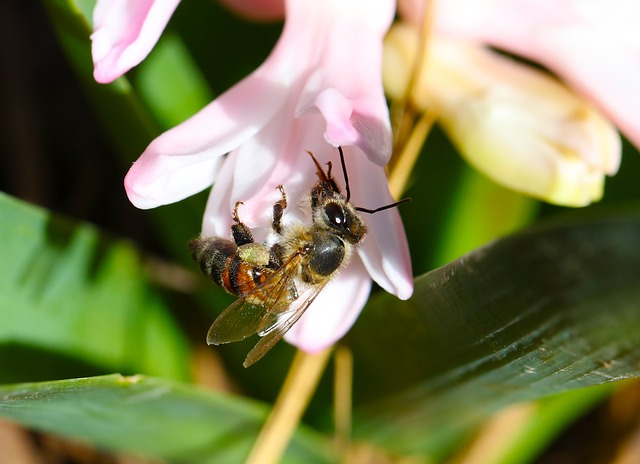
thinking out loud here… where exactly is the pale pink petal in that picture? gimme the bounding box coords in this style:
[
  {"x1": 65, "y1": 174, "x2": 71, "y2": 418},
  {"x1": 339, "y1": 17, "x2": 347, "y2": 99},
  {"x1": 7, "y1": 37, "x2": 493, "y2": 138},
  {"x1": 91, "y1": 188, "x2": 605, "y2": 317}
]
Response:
[
  {"x1": 347, "y1": 148, "x2": 413, "y2": 300},
  {"x1": 124, "y1": 66, "x2": 290, "y2": 209},
  {"x1": 201, "y1": 107, "x2": 329, "y2": 236},
  {"x1": 91, "y1": 0, "x2": 180, "y2": 83},
  {"x1": 201, "y1": 149, "x2": 238, "y2": 238},
  {"x1": 125, "y1": 152, "x2": 223, "y2": 210},
  {"x1": 427, "y1": 0, "x2": 640, "y2": 150},
  {"x1": 284, "y1": 257, "x2": 372, "y2": 352},
  {"x1": 290, "y1": 0, "x2": 395, "y2": 165},
  {"x1": 314, "y1": 88, "x2": 361, "y2": 148},
  {"x1": 200, "y1": 123, "x2": 295, "y2": 238},
  {"x1": 311, "y1": 87, "x2": 393, "y2": 166},
  {"x1": 217, "y1": 0, "x2": 284, "y2": 22}
]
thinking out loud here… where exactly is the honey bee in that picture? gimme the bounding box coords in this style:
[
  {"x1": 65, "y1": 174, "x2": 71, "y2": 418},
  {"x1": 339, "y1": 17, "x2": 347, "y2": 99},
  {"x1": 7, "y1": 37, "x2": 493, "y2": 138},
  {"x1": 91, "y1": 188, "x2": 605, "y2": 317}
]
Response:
[{"x1": 190, "y1": 147, "x2": 408, "y2": 367}]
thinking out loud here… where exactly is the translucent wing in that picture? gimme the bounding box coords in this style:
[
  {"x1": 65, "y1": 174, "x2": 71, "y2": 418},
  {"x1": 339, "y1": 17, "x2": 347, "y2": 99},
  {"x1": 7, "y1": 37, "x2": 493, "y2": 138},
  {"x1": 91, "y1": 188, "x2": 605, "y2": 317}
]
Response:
[
  {"x1": 206, "y1": 298, "x2": 269, "y2": 345},
  {"x1": 206, "y1": 252, "x2": 305, "y2": 346},
  {"x1": 243, "y1": 283, "x2": 327, "y2": 368}
]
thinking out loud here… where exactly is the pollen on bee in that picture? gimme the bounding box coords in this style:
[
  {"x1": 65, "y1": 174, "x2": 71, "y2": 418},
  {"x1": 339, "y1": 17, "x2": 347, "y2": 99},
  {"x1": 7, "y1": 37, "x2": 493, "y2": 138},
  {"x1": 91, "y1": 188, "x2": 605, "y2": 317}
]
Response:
[{"x1": 238, "y1": 242, "x2": 271, "y2": 266}]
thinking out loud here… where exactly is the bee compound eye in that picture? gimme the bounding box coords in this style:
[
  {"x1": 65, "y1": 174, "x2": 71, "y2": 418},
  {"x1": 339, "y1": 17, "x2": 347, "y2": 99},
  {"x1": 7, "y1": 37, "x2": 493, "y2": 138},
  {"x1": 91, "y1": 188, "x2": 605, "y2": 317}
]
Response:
[{"x1": 324, "y1": 202, "x2": 345, "y2": 226}]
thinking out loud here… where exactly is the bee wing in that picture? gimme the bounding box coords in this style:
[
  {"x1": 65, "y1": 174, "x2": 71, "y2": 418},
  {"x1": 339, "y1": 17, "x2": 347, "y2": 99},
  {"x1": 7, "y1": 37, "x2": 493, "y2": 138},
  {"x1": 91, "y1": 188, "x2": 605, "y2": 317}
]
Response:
[
  {"x1": 206, "y1": 297, "x2": 267, "y2": 345},
  {"x1": 206, "y1": 252, "x2": 304, "y2": 346},
  {"x1": 243, "y1": 283, "x2": 327, "y2": 368}
]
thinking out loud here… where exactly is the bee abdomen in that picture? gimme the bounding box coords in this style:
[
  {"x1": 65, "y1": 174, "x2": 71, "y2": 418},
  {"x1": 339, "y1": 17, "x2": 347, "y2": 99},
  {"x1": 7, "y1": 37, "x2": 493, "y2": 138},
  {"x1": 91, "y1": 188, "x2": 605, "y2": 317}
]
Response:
[
  {"x1": 189, "y1": 237, "x2": 237, "y2": 288},
  {"x1": 228, "y1": 261, "x2": 270, "y2": 296},
  {"x1": 190, "y1": 236, "x2": 271, "y2": 297}
]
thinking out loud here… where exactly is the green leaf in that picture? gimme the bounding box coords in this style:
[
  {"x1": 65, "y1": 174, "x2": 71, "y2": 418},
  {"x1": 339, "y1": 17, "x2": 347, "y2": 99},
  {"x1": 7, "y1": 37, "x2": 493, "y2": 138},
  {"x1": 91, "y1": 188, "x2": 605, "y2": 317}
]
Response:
[
  {"x1": 0, "y1": 374, "x2": 332, "y2": 463},
  {"x1": 0, "y1": 192, "x2": 190, "y2": 382},
  {"x1": 348, "y1": 209, "x2": 640, "y2": 458}
]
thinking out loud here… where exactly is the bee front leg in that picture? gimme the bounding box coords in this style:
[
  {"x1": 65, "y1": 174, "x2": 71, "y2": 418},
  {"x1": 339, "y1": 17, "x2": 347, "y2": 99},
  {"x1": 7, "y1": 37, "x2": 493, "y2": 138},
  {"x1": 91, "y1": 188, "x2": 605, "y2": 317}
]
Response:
[
  {"x1": 272, "y1": 185, "x2": 288, "y2": 235},
  {"x1": 231, "y1": 201, "x2": 254, "y2": 246}
]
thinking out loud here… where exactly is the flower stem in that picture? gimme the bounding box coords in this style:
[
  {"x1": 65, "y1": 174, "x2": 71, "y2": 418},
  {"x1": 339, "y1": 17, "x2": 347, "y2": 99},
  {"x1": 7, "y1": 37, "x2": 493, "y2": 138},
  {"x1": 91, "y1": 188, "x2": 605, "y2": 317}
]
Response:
[
  {"x1": 333, "y1": 345, "x2": 354, "y2": 460},
  {"x1": 245, "y1": 348, "x2": 332, "y2": 464},
  {"x1": 388, "y1": 0, "x2": 438, "y2": 197},
  {"x1": 388, "y1": 110, "x2": 437, "y2": 199}
]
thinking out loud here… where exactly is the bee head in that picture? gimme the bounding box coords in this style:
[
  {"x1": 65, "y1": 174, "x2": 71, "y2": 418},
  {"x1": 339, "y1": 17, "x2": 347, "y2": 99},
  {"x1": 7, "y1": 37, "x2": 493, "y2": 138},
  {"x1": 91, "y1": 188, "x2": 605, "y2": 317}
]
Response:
[
  {"x1": 306, "y1": 147, "x2": 408, "y2": 244},
  {"x1": 306, "y1": 151, "x2": 367, "y2": 244},
  {"x1": 319, "y1": 198, "x2": 367, "y2": 244}
]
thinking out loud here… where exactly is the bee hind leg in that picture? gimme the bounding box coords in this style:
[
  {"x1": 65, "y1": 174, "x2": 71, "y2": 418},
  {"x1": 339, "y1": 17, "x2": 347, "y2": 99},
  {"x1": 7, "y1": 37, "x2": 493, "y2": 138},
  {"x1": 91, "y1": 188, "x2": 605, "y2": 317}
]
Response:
[
  {"x1": 272, "y1": 185, "x2": 288, "y2": 235},
  {"x1": 231, "y1": 201, "x2": 254, "y2": 246}
]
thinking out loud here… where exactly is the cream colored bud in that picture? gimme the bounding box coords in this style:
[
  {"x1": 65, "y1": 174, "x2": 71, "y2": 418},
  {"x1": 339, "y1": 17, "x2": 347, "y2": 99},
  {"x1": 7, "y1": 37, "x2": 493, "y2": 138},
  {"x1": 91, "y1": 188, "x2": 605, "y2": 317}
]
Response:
[{"x1": 383, "y1": 23, "x2": 621, "y2": 206}]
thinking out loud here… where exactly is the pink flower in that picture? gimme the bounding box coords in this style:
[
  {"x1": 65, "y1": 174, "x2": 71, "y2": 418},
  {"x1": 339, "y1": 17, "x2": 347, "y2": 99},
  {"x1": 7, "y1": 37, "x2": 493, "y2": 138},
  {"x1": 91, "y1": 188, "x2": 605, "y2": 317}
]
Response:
[
  {"x1": 124, "y1": 0, "x2": 413, "y2": 352},
  {"x1": 389, "y1": 0, "x2": 637, "y2": 206},
  {"x1": 91, "y1": 0, "x2": 181, "y2": 84},
  {"x1": 428, "y1": 0, "x2": 640, "y2": 150},
  {"x1": 90, "y1": 0, "x2": 286, "y2": 84}
]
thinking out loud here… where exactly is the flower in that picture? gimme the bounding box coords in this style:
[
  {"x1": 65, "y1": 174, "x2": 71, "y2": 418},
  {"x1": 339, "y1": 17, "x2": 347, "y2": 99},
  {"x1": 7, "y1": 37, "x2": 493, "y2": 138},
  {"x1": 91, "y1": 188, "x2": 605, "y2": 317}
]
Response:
[
  {"x1": 91, "y1": 0, "x2": 286, "y2": 84},
  {"x1": 123, "y1": 0, "x2": 413, "y2": 352},
  {"x1": 385, "y1": 0, "x2": 636, "y2": 206},
  {"x1": 91, "y1": 0, "x2": 181, "y2": 84}
]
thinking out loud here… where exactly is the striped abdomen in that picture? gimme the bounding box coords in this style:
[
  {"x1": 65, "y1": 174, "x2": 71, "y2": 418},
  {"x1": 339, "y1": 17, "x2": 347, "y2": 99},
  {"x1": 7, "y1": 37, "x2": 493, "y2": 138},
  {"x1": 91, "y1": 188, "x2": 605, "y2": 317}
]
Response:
[{"x1": 189, "y1": 237, "x2": 272, "y2": 297}]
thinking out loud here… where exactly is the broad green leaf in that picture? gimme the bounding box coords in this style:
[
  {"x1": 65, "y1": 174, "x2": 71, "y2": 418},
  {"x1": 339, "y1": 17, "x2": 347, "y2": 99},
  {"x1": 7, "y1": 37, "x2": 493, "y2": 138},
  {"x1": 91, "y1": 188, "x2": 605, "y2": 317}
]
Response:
[
  {"x1": 0, "y1": 374, "x2": 332, "y2": 463},
  {"x1": 348, "y1": 210, "x2": 640, "y2": 458},
  {"x1": 0, "y1": 192, "x2": 189, "y2": 382}
]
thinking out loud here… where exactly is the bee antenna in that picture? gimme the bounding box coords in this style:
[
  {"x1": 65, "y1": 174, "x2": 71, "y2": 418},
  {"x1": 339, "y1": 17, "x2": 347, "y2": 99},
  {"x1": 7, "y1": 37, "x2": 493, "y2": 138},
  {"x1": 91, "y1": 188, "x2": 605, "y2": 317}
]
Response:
[
  {"x1": 355, "y1": 197, "x2": 412, "y2": 214},
  {"x1": 337, "y1": 146, "x2": 351, "y2": 202}
]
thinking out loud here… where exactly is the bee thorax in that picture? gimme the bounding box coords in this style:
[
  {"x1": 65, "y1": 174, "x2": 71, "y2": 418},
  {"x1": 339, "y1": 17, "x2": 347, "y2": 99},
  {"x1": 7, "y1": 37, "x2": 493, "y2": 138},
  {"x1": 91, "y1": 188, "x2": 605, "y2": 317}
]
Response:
[{"x1": 305, "y1": 232, "x2": 345, "y2": 281}]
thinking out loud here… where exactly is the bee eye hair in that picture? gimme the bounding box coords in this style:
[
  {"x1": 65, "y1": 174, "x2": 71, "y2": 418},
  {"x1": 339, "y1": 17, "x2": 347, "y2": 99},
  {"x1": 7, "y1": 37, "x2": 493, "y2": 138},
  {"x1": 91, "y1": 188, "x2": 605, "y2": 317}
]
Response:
[{"x1": 324, "y1": 202, "x2": 345, "y2": 226}]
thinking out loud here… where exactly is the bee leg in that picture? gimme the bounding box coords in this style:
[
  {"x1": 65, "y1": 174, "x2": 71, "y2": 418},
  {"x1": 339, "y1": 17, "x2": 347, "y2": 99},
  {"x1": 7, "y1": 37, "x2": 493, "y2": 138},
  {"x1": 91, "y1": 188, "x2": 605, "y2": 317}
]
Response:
[
  {"x1": 272, "y1": 185, "x2": 288, "y2": 235},
  {"x1": 231, "y1": 201, "x2": 254, "y2": 246},
  {"x1": 268, "y1": 243, "x2": 286, "y2": 269}
]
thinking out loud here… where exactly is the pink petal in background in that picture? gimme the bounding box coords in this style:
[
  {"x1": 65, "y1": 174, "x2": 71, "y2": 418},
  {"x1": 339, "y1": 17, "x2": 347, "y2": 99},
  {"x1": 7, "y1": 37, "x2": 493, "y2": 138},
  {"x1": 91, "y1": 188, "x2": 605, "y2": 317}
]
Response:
[
  {"x1": 410, "y1": 0, "x2": 640, "y2": 150},
  {"x1": 91, "y1": 0, "x2": 180, "y2": 83}
]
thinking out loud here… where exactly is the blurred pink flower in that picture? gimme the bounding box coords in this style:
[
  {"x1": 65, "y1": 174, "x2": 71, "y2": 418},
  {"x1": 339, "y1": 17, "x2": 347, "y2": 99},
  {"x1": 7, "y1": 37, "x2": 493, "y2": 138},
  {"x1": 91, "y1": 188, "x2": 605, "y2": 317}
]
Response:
[
  {"x1": 387, "y1": 0, "x2": 637, "y2": 206},
  {"x1": 124, "y1": 0, "x2": 413, "y2": 352},
  {"x1": 428, "y1": 0, "x2": 640, "y2": 148},
  {"x1": 400, "y1": 0, "x2": 640, "y2": 151}
]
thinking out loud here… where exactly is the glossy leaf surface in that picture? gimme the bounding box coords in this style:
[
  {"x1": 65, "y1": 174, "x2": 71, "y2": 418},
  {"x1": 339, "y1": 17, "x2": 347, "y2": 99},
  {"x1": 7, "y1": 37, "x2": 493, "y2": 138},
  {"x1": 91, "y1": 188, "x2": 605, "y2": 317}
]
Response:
[
  {"x1": 349, "y1": 210, "x2": 640, "y2": 456},
  {"x1": 0, "y1": 374, "x2": 331, "y2": 463}
]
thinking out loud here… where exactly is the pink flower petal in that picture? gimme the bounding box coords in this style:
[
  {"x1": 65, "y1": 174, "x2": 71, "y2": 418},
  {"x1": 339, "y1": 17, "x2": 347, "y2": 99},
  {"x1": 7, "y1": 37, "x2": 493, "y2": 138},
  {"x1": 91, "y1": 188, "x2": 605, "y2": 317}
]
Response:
[
  {"x1": 347, "y1": 148, "x2": 413, "y2": 300},
  {"x1": 311, "y1": 87, "x2": 393, "y2": 167},
  {"x1": 426, "y1": 0, "x2": 640, "y2": 150},
  {"x1": 284, "y1": 257, "x2": 372, "y2": 352},
  {"x1": 289, "y1": 0, "x2": 395, "y2": 166},
  {"x1": 91, "y1": 0, "x2": 180, "y2": 83},
  {"x1": 124, "y1": 65, "x2": 290, "y2": 209},
  {"x1": 200, "y1": 104, "x2": 327, "y2": 232}
]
